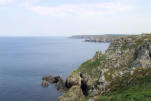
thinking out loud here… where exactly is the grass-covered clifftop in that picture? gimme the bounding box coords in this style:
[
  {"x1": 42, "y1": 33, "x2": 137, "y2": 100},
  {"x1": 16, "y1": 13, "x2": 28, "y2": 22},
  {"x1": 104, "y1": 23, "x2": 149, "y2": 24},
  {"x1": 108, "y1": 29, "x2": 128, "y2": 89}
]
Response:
[
  {"x1": 59, "y1": 34, "x2": 151, "y2": 101},
  {"x1": 81, "y1": 74, "x2": 151, "y2": 101}
]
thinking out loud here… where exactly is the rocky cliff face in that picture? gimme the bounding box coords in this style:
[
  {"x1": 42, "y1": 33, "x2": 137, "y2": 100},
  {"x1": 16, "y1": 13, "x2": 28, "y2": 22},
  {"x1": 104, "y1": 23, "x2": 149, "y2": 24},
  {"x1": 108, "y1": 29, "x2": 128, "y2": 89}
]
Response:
[{"x1": 59, "y1": 34, "x2": 151, "y2": 101}]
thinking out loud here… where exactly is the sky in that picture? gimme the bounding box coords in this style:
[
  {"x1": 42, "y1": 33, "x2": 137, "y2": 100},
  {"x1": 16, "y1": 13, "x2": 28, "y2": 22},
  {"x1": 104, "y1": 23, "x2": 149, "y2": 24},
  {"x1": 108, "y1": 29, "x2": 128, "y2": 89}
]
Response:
[{"x1": 0, "y1": 0, "x2": 151, "y2": 36}]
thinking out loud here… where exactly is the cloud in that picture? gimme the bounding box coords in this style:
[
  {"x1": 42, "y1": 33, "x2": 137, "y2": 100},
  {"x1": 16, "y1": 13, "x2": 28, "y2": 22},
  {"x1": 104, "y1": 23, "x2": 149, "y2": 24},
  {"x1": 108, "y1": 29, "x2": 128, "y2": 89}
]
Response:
[
  {"x1": 0, "y1": 0, "x2": 13, "y2": 5},
  {"x1": 21, "y1": 0, "x2": 39, "y2": 6},
  {"x1": 25, "y1": 2, "x2": 134, "y2": 17}
]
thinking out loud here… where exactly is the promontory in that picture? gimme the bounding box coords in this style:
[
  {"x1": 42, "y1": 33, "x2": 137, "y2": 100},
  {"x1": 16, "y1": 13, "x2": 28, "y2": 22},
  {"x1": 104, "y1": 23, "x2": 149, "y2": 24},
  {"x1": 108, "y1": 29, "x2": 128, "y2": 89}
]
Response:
[{"x1": 43, "y1": 34, "x2": 151, "y2": 101}]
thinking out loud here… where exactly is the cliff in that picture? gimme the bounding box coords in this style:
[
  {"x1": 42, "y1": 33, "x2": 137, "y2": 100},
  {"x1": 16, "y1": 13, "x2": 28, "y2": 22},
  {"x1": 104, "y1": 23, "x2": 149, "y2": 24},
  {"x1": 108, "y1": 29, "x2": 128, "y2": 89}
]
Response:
[
  {"x1": 59, "y1": 34, "x2": 151, "y2": 101},
  {"x1": 70, "y1": 34, "x2": 128, "y2": 42}
]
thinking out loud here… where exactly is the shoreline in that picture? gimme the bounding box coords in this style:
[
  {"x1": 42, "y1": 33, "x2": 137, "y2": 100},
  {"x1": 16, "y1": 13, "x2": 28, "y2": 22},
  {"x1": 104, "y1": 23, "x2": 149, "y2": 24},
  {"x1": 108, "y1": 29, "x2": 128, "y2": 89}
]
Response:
[
  {"x1": 70, "y1": 34, "x2": 129, "y2": 43},
  {"x1": 43, "y1": 34, "x2": 151, "y2": 101}
]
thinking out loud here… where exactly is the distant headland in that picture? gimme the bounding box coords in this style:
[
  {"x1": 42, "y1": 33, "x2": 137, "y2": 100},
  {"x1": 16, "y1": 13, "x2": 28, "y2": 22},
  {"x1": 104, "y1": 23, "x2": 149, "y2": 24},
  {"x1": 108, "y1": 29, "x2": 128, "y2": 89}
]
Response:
[{"x1": 69, "y1": 34, "x2": 129, "y2": 42}]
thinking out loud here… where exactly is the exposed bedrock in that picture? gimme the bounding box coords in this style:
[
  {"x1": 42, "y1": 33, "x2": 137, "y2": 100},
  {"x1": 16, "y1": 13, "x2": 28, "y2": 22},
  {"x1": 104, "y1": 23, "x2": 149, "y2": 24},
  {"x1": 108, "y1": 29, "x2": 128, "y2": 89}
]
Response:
[
  {"x1": 41, "y1": 34, "x2": 151, "y2": 101},
  {"x1": 58, "y1": 34, "x2": 151, "y2": 101},
  {"x1": 41, "y1": 75, "x2": 67, "y2": 92}
]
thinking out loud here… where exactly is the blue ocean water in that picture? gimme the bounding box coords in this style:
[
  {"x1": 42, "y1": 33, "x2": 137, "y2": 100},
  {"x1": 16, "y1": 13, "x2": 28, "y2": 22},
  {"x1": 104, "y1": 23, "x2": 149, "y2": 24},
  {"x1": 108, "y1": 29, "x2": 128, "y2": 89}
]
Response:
[{"x1": 0, "y1": 37, "x2": 109, "y2": 101}]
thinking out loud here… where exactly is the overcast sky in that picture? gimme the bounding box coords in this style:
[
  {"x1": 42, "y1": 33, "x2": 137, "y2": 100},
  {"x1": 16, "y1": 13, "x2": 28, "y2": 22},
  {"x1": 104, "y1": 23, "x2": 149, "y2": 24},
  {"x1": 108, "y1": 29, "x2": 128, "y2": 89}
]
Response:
[{"x1": 0, "y1": 0, "x2": 151, "y2": 36}]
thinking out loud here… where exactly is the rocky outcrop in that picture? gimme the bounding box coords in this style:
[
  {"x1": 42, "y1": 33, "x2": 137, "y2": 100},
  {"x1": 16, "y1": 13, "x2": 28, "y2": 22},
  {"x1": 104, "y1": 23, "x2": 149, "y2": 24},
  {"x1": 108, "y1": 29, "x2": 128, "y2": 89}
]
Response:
[
  {"x1": 42, "y1": 75, "x2": 57, "y2": 83},
  {"x1": 65, "y1": 72, "x2": 81, "y2": 88},
  {"x1": 58, "y1": 86, "x2": 84, "y2": 101},
  {"x1": 40, "y1": 80, "x2": 49, "y2": 87},
  {"x1": 41, "y1": 75, "x2": 67, "y2": 92},
  {"x1": 59, "y1": 34, "x2": 151, "y2": 100}
]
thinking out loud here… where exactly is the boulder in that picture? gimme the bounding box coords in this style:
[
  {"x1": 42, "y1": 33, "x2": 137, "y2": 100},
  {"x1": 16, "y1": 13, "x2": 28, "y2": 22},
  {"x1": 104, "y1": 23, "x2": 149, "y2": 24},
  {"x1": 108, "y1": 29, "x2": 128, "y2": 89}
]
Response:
[
  {"x1": 58, "y1": 86, "x2": 84, "y2": 101},
  {"x1": 65, "y1": 72, "x2": 81, "y2": 88},
  {"x1": 41, "y1": 75, "x2": 67, "y2": 92},
  {"x1": 42, "y1": 75, "x2": 56, "y2": 83},
  {"x1": 55, "y1": 76, "x2": 68, "y2": 92},
  {"x1": 40, "y1": 80, "x2": 49, "y2": 87}
]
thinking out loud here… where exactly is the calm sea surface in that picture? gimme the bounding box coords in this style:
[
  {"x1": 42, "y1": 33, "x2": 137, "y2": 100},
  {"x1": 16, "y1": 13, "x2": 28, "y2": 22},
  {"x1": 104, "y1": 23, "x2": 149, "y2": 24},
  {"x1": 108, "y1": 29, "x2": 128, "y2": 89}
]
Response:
[{"x1": 0, "y1": 37, "x2": 109, "y2": 101}]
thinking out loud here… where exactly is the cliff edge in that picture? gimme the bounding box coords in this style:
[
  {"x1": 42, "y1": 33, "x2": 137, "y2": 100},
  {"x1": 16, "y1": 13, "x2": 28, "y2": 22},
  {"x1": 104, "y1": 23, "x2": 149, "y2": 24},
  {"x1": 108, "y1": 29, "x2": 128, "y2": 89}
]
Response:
[{"x1": 59, "y1": 34, "x2": 151, "y2": 101}]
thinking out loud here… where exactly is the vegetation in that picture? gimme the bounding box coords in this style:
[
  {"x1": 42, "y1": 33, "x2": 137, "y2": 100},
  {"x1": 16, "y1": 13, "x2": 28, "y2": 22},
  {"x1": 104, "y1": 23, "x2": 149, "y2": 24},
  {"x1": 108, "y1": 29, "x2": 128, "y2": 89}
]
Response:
[
  {"x1": 121, "y1": 34, "x2": 151, "y2": 51},
  {"x1": 59, "y1": 34, "x2": 151, "y2": 101},
  {"x1": 81, "y1": 74, "x2": 151, "y2": 101},
  {"x1": 76, "y1": 55, "x2": 106, "y2": 74}
]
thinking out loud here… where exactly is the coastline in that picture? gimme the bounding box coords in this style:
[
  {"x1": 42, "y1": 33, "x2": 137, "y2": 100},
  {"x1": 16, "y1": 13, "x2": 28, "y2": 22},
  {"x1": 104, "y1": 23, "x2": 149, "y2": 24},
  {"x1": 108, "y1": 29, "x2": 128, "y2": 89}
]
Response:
[
  {"x1": 70, "y1": 34, "x2": 128, "y2": 43},
  {"x1": 43, "y1": 34, "x2": 151, "y2": 101}
]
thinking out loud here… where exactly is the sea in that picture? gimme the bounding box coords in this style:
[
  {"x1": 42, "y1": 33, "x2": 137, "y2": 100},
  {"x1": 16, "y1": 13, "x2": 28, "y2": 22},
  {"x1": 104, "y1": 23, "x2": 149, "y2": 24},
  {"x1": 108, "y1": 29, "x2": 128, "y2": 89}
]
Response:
[{"x1": 0, "y1": 37, "x2": 110, "y2": 101}]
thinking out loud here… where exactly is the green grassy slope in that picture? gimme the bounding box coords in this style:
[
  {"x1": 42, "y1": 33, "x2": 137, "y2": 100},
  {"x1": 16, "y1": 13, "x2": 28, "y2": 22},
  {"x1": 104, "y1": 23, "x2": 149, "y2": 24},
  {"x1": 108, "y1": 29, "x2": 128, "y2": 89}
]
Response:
[{"x1": 81, "y1": 75, "x2": 151, "y2": 101}]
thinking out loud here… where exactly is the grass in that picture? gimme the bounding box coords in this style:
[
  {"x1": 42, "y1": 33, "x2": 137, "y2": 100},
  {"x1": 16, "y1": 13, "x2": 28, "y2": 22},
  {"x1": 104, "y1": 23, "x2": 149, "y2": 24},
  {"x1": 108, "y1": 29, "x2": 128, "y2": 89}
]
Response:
[
  {"x1": 76, "y1": 55, "x2": 106, "y2": 74},
  {"x1": 120, "y1": 34, "x2": 151, "y2": 51},
  {"x1": 81, "y1": 74, "x2": 151, "y2": 101},
  {"x1": 79, "y1": 34, "x2": 151, "y2": 101}
]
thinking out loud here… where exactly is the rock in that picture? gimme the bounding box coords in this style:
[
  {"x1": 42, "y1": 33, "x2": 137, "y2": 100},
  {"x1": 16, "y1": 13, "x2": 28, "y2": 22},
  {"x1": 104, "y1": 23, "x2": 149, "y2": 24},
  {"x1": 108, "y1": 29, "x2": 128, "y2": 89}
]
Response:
[
  {"x1": 50, "y1": 34, "x2": 151, "y2": 100},
  {"x1": 93, "y1": 51, "x2": 103, "y2": 60},
  {"x1": 54, "y1": 76, "x2": 63, "y2": 82},
  {"x1": 131, "y1": 41, "x2": 151, "y2": 69},
  {"x1": 40, "y1": 80, "x2": 49, "y2": 87},
  {"x1": 65, "y1": 72, "x2": 81, "y2": 88},
  {"x1": 55, "y1": 76, "x2": 68, "y2": 92},
  {"x1": 42, "y1": 75, "x2": 56, "y2": 83},
  {"x1": 42, "y1": 75, "x2": 64, "y2": 83},
  {"x1": 88, "y1": 99, "x2": 95, "y2": 101},
  {"x1": 41, "y1": 75, "x2": 68, "y2": 92},
  {"x1": 58, "y1": 86, "x2": 84, "y2": 101}
]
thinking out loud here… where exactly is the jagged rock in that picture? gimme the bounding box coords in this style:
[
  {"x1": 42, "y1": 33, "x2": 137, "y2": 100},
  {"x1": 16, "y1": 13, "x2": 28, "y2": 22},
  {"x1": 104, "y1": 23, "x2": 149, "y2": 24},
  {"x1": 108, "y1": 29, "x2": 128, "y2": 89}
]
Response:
[
  {"x1": 131, "y1": 41, "x2": 151, "y2": 69},
  {"x1": 55, "y1": 76, "x2": 68, "y2": 92},
  {"x1": 42, "y1": 75, "x2": 56, "y2": 83},
  {"x1": 58, "y1": 86, "x2": 84, "y2": 101},
  {"x1": 41, "y1": 80, "x2": 49, "y2": 87},
  {"x1": 65, "y1": 72, "x2": 81, "y2": 88},
  {"x1": 41, "y1": 75, "x2": 67, "y2": 92},
  {"x1": 54, "y1": 76, "x2": 63, "y2": 83}
]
